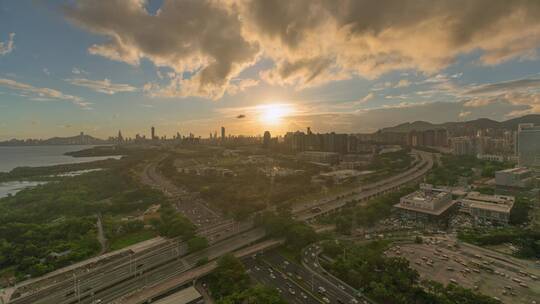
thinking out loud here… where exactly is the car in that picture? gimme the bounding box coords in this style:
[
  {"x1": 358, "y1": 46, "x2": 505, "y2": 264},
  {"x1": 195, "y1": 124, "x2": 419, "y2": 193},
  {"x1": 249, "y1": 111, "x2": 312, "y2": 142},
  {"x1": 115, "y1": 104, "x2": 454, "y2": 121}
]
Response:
[
  {"x1": 270, "y1": 273, "x2": 276, "y2": 279},
  {"x1": 288, "y1": 288, "x2": 296, "y2": 295},
  {"x1": 339, "y1": 284, "x2": 346, "y2": 290},
  {"x1": 322, "y1": 297, "x2": 331, "y2": 303},
  {"x1": 300, "y1": 292, "x2": 308, "y2": 299}
]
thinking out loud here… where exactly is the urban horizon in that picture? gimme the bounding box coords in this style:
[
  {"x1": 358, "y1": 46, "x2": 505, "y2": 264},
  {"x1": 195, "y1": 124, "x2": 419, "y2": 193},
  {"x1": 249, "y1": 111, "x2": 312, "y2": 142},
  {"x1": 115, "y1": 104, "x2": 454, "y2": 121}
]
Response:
[{"x1": 2, "y1": 2, "x2": 540, "y2": 304}]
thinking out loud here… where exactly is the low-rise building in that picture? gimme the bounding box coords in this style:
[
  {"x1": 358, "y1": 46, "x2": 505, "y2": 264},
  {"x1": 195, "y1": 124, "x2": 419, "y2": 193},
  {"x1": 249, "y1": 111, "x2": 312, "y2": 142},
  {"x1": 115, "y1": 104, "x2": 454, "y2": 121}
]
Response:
[
  {"x1": 154, "y1": 286, "x2": 204, "y2": 304},
  {"x1": 495, "y1": 167, "x2": 534, "y2": 189},
  {"x1": 315, "y1": 169, "x2": 372, "y2": 184},
  {"x1": 394, "y1": 184, "x2": 457, "y2": 222},
  {"x1": 298, "y1": 151, "x2": 340, "y2": 165},
  {"x1": 459, "y1": 192, "x2": 515, "y2": 225}
]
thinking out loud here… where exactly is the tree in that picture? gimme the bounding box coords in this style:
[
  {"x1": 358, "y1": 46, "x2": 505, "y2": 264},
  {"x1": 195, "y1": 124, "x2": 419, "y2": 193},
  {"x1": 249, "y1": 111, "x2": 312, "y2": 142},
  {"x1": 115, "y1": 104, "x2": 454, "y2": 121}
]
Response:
[
  {"x1": 218, "y1": 285, "x2": 287, "y2": 304},
  {"x1": 208, "y1": 254, "x2": 250, "y2": 299},
  {"x1": 187, "y1": 236, "x2": 208, "y2": 253}
]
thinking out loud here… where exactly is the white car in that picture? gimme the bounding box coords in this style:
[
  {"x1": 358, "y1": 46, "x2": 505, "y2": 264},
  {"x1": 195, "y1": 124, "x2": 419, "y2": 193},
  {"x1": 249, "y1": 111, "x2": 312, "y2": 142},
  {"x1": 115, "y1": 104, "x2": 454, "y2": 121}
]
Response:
[{"x1": 322, "y1": 297, "x2": 331, "y2": 303}]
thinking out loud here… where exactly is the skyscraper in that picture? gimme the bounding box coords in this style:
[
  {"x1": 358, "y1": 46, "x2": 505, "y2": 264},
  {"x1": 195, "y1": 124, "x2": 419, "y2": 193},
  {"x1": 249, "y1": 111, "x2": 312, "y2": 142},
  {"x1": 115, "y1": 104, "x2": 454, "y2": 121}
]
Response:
[
  {"x1": 263, "y1": 131, "x2": 271, "y2": 148},
  {"x1": 151, "y1": 126, "x2": 156, "y2": 140},
  {"x1": 517, "y1": 123, "x2": 540, "y2": 168},
  {"x1": 221, "y1": 126, "x2": 225, "y2": 141},
  {"x1": 117, "y1": 130, "x2": 124, "y2": 143}
]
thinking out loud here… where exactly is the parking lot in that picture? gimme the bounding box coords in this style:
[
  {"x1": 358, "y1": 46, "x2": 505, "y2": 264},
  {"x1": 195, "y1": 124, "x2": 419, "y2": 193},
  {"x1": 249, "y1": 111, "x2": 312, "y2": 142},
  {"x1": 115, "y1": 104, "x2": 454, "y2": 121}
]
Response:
[{"x1": 386, "y1": 237, "x2": 540, "y2": 304}]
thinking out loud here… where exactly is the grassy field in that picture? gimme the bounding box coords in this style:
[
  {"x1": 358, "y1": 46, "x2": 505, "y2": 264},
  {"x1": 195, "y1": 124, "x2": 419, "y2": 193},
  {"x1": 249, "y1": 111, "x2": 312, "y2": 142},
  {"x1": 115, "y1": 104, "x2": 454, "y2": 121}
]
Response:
[{"x1": 109, "y1": 230, "x2": 157, "y2": 251}]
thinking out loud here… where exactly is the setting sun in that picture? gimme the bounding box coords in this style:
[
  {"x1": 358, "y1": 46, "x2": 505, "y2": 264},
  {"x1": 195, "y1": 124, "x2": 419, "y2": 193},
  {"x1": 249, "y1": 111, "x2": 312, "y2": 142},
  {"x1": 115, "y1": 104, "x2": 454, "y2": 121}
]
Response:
[{"x1": 258, "y1": 103, "x2": 294, "y2": 125}]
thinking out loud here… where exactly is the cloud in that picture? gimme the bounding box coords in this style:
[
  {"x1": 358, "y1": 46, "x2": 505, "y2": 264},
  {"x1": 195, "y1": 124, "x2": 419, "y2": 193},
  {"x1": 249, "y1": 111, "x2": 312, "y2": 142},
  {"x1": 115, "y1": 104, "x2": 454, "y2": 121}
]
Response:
[
  {"x1": 0, "y1": 78, "x2": 90, "y2": 107},
  {"x1": 66, "y1": 78, "x2": 137, "y2": 94},
  {"x1": 459, "y1": 110, "x2": 471, "y2": 118},
  {"x1": 65, "y1": 0, "x2": 540, "y2": 98},
  {"x1": 359, "y1": 92, "x2": 375, "y2": 103},
  {"x1": 0, "y1": 33, "x2": 15, "y2": 56},
  {"x1": 458, "y1": 77, "x2": 540, "y2": 116},
  {"x1": 72, "y1": 67, "x2": 88, "y2": 75},
  {"x1": 395, "y1": 79, "x2": 411, "y2": 88},
  {"x1": 384, "y1": 94, "x2": 408, "y2": 100},
  {"x1": 464, "y1": 78, "x2": 540, "y2": 95},
  {"x1": 64, "y1": 0, "x2": 259, "y2": 100},
  {"x1": 43, "y1": 68, "x2": 50, "y2": 76},
  {"x1": 226, "y1": 78, "x2": 259, "y2": 96},
  {"x1": 243, "y1": 0, "x2": 540, "y2": 86}
]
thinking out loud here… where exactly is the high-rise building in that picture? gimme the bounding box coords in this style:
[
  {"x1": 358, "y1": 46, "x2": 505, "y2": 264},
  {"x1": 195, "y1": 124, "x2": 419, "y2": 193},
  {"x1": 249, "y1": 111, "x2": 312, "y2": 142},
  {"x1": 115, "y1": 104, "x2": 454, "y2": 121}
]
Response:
[
  {"x1": 151, "y1": 126, "x2": 156, "y2": 140},
  {"x1": 221, "y1": 126, "x2": 225, "y2": 140},
  {"x1": 518, "y1": 123, "x2": 540, "y2": 168},
  {"x1": 117, "y1": 130, "x2": 124, "y2": 143},
  {"x1": 451, "y1": 137, "x2": 474, "y2": 155},
  {"x1": 263, "y1": 131, "x2": 271, "y2": 148}
]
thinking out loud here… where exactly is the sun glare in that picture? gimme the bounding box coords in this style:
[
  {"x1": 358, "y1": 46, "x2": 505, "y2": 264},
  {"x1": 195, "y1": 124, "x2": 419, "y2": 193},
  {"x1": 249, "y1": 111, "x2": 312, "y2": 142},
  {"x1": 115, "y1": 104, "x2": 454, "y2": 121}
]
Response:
[{"x1": 258, "y1": 103, "x2": 293, "y2": 125}]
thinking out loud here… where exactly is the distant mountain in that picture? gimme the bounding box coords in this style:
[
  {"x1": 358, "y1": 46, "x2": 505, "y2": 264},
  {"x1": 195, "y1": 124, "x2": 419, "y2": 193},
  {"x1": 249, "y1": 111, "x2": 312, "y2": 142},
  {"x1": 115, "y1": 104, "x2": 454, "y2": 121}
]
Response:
[
  {"x1": 0, "y1": 134, "x2": 110, "y2": 146},
  {"x1": 380, "y1": 114, "x2": 540, "y2": 133}
]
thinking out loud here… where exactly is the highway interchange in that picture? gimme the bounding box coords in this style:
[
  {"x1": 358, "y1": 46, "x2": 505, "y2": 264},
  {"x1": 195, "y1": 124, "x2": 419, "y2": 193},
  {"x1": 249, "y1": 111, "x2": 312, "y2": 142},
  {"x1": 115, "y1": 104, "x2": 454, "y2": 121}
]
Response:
[{"x1": 5, "y1": 150, "x2": 434, "y2": 304}]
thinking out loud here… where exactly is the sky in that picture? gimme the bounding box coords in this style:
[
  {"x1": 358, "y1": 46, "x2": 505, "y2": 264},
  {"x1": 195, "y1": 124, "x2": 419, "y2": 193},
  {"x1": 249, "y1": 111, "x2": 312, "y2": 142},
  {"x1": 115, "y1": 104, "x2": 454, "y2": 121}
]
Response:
[{"x1": 1, "y1": 0, "x2": 540, "y2": 140}]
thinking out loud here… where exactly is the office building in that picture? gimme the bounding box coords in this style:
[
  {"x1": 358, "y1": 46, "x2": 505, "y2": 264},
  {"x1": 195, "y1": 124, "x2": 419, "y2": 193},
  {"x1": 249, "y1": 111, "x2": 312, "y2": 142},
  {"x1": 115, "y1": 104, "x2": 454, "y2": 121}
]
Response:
[
  {"x1": 394, "y1": 184, "x2": 457, "y2": 221},
  {"x1": 151, "y1": 126, "x2": 156, "y2": 140},
  {"x1": 517, "y1": 123, "x2": 540, "y2": 168},
  {"x1": 221, "y1": 126, "x2": 226, "y2": 140},
  {"x1": 459, "y1": 192, "x2": 515, "y2": 225}
]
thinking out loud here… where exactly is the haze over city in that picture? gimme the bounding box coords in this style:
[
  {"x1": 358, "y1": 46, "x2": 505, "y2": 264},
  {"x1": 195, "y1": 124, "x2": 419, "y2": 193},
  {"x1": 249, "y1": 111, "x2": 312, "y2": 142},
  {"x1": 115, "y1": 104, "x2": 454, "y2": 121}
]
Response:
[
  {"x1": 1, "y1": 2, "x2": 540, "y2": 304},
  {"x1": 2, "y1": 1, "x2": 540, "y2": 140}
]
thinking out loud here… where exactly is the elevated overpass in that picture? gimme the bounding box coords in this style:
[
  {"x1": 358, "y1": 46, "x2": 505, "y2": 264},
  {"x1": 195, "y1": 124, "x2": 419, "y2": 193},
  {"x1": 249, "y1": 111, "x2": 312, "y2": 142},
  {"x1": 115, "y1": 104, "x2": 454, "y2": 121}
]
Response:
[{"x1": 3, "y1": 150, "x2": 434, "y2": 304}]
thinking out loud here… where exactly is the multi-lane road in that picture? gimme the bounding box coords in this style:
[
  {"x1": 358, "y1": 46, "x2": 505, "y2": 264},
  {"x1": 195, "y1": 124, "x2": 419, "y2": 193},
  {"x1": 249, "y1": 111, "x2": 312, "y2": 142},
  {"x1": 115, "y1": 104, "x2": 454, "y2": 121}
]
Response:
[
  {"x1": 5, "y1": 150, "x2": 434, "y2": 304},
  {"x1": 244, "y1": 249, "x2": 363, "y2": 304},
  {"x1": 294, "y1": 150, "x2": 433, "y2": 221}
]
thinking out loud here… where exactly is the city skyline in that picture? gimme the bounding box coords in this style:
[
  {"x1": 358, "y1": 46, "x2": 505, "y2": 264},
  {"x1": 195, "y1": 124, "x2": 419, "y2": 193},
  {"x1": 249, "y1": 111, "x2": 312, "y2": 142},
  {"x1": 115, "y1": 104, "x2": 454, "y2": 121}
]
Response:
[{"x1": 2, "y1": 1, "x2": 540, "y2": 140}]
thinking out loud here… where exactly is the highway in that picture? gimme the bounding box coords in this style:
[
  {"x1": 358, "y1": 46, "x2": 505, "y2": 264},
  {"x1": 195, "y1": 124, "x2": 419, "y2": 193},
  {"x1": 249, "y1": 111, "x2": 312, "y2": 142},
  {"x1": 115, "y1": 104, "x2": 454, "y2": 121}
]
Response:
[
  {"x1": 294, "y1": 150, "x2": 433, "y2": 221},
  {"x1": 6, "y1": 150, "x2": 434, "y2": 304},
  {"x1": 244, "y1": 250, "x2": 363, "y2": 304},
  {"x1": 139, "y1": 156, "x2": 223, "y2": 227},
  {"x1": 303, "y1": 244, "x2": 371, "y2": 304},
  {"x1": 10, "y1": 228, "x2": 265, "y2": 304},
  {"x1": 244, "y1": 257, "x2": 320, "y2": 304}
]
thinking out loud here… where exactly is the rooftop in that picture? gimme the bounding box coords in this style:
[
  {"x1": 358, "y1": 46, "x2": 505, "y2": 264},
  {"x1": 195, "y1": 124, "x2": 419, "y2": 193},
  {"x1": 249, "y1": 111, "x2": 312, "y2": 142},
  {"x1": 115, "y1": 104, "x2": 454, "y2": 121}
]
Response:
[
  {"x1": 498, "y1": 167, "x2": 531, "y2": 174},
  {"x1": 394, "y1": 199, "x2": 457, "y2": 216},
  {"x1": 469, "y1": 202, "x2": 513, "y2": 213},
  {"x1": 154, "y1": 286, "x2": 202, "y2": 304}
]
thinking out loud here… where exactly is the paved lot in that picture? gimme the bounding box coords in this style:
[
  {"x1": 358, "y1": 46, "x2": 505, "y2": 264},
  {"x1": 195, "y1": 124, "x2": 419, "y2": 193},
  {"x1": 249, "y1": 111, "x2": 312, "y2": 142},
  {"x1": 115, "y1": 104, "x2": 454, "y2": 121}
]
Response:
[{"x1": 386, "y1": 237, "x2": 540, "y2": 304}]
